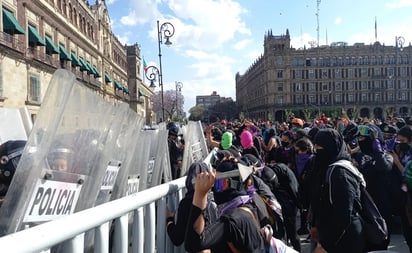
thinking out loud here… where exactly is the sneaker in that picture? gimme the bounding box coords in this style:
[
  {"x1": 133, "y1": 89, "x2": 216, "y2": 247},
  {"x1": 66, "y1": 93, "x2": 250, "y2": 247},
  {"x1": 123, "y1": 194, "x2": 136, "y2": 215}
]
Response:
[{"x1": 297, "y1": 227, "x2": 309, "y2": 235}]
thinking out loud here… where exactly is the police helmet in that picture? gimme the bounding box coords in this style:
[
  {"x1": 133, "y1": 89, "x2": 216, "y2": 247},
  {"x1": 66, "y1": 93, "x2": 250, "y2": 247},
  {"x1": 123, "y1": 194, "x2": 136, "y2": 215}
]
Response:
[{"x1": 0, "y1": 140, "x2": 26, "y2": 186}]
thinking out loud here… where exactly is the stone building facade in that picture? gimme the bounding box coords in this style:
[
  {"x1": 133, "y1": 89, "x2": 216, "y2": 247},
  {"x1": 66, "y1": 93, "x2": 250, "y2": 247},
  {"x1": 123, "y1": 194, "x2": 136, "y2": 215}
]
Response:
[
  {"x1": 236, "y1": 29, "x2": 412, "y2": 122},
  {"x1": 0, "y1": 0, "x2": 154, "y2": 125}
]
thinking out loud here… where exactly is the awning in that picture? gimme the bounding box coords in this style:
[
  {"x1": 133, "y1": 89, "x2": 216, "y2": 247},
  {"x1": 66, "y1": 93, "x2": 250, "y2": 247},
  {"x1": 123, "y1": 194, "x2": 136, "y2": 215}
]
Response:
[
  {"x1": 85, "y1": 61, "x2": 93, "y2": 75},
  {"x1": 92, "y1": 66, "x2": 102, "y2": 78},
  {"x1": 114, "y1": 80, "x2": 123, "y2": 90},
  {"x1": 59, "y1": 45, "x2": 71, "y2": 61},
  {"x1": 45, "y1": 36, "x2": 59, "y2": 54},
  {"x1": 28, "y1": 25, "x2": 45, "y2": 46},
  {"x1": 77, "y1": 57, "x2": 87, "y2": 71},
  {"x1": 123, "y1": 85, "x2": 129, "y2": 94},
  {"x1": 70, "y1": 53, "x2": 81, "y2": 67},
  {"x1": 2, "y1": 8, "x2": 25, "y2": 34},
  {"x1": 105, "y1": 73, "x2": 112, "y2": 83}
]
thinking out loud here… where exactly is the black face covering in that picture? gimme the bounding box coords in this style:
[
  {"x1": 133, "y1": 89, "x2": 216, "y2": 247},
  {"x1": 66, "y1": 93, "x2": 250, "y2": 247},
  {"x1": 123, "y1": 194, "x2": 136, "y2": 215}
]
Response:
[
  {"x1": 281, "y1": 141, "x2": 289, "y2": 147},
  {"x1": 314, "y1": 149, "x2": 331, "y2": 169},
  {"x1": 358, "y1": 138, "x2": 374, "y2": 155},
  {"x1": 399, "y1": 143, "x2": 412, "y2": 152}
]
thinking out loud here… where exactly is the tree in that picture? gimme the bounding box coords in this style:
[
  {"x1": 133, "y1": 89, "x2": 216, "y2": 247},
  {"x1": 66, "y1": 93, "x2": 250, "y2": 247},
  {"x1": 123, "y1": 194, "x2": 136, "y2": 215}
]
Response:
[
  {"x1": 151, "y1": 89, "x2": 184, "y2": 122},
  {"x1": 207, "y1": 100, "x2": 240, "y2": 122},
  {"x1": 188, "y1": 105, "x2": 207, "y2": 121}
]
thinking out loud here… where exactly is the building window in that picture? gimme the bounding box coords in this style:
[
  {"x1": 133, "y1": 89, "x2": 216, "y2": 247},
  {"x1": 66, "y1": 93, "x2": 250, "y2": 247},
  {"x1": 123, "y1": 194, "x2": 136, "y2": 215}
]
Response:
[
  {"x1": 373, "y1": 81, "x2": 380, "y2": 89},
  {"x1": 335, "y1": 69, "x2": 340, "y2": 78},
  {"x1": 29, "y1": 74, "x2": 41, "y2": 102},
  {"x1": 322, "y1": 69, "x2": 328, "y2": 78},
  {"x1": 295, "y1": 83, "x2": 302, "y2": 91},
  {"x1": 276, "y1": 95, "x2": 283, "y2": 105},
  {"x1": 322, "y1": 95, "x2": 329, "y2": 104},
  {"x1": 359, "y1": 56, "x2": 363, "y2": 65},
  {"x1": 295, "y1": 70, "x2": 302, "y2": 79},
  {"x1": 308, "y1": 69, "x2": 315, "y2": 79},
  {"x1": 361, "y1": 68, "x2": 367, "y2": 77},
  {"x1": 374, "y1": 93, "x2": 380, "y2": 102},
  {"x1": 338, "y1": 57, "x2": 343, "y2": 66},
  {"x1": 334, "y1": 94, "x2": 341, "y2": 103},
  {"x1": 311, "y1": 58, "x2": 317, "y2": 66},
  {"x1": 388, "y1": 93, "x2": 394, "y2": 101},
  {"x1": 387, "y1": 79, "x2": 394, "y2": 89},
  {"x1": 401, "y1": 67, "x2": 407, "y2": 77},
  {"x1": 351, "y1": 57, "x2": 357, "y2": 65},
  {"x1": 335, "y1": 82, "x2": 342, "y2": 90},
  {"x1": 348, "y1": 94, "x2": 355, "y2": 102},
  {"x1": 319, "y1": 57, "x2": 323, "y2": 66},
  {"x1": 348, "y1": 68, "x2": 354, "y2": 78},
  {"x1": 277, "y1": 83, "x2": 283, "y2": 92},
  {"x1": 309, "y1": 95, "x2": 316, "y2": 103},
  {"x1": 322, "y1": 82, "x2": 328, "y2": 91},
  {"x1": 324, "y1": 57, "x2": 330, "y2": 66},
  {"x1": 400, "y1": 80, "x2": 407, "y2": 89},
  {"x1": 295, "y1": 95, "x2": 303, "y2": 104},
  {"x1": 361, "y1": 81, "x2": 368, "y2": 90},
  {"x1": 0, "y1": 63, "x2": 2, "y2": 97},
  {"x1": 348, "y1": 81, "x2": 354, "y2": 90},
  {"x1": 277, "y1": 70, "x2": 283, "y2": 78},
  {"x1": 309, "y1": 82, "x2": 316, "y2": 91},
  {"x1": 361, "y1": 93, "x2": 368, "y2": 102},
  {"x1": 388, "y1": 68, "x2": 394, "y2": 77},
  {"x1": 400, "y1": 92, "x2": 407, "y2": 101},
  {"x1": 374, "y1": 68, "x2": 381, "y2": 76}
]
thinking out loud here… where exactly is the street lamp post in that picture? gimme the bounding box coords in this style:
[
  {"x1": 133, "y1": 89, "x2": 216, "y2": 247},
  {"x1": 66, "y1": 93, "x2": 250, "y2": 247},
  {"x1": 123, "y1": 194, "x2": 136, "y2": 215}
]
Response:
[
  {"x1": 144, "y1": 65, "x2": 160, "y2": 89},
  {"x1": 157, "y1": 20, "x2": 175, "y2": 122},
  {"x1": 175, "y1": 81, "x2": 183, "y2": 118},
  {"x1": 395, "y1": 36, "x2": 405, "y2": 117}
]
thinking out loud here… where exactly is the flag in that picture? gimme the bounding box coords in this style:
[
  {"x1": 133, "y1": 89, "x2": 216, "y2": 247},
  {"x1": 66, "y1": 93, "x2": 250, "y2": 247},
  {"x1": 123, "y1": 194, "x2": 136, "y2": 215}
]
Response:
[{"x1": 143, "y1": 57, "x2": 148, "y2": 73}]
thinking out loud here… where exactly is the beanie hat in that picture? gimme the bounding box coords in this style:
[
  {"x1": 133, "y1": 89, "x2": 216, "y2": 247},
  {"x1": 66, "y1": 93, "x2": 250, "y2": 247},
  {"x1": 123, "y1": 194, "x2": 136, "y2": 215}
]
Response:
[
  {"x1": 398, "y1": 126, "x2": 412, "y2": 141},
  {"x1": 240, "y1": 130, "x2": 253, "y2": 149},
  {"x1": 221, "y1": 132, "x2": 233, "y2": 150}
]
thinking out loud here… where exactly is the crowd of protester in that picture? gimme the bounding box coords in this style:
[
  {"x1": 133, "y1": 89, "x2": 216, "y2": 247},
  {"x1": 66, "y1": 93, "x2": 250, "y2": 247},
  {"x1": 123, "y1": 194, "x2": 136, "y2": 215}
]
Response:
[{"x1": 165, "y1": 113, "x2": 412, "y2": 253}]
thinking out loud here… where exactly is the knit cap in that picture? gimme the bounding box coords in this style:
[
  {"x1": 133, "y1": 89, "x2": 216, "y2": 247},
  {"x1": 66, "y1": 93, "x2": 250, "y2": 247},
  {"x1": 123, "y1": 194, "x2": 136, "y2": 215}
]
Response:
[{"x1": 221, "y1": 132, "x2": 233, "y2": 150}]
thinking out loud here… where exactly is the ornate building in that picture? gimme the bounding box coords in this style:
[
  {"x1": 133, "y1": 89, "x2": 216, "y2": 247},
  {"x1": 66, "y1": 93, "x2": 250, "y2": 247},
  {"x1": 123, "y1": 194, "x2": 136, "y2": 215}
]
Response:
[
  {"x1": 0, "y1": 0, "x2": 154, "y2": 125},
  {"x1": 236, "y1": 29, "x2": 412, "y2": 122}
]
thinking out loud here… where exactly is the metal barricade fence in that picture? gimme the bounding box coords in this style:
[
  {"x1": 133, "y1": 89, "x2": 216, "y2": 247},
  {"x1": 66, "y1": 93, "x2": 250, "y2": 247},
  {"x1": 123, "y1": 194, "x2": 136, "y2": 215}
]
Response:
[{"x1": 0, "y1": 176, "x2": 187, "y2": 253}]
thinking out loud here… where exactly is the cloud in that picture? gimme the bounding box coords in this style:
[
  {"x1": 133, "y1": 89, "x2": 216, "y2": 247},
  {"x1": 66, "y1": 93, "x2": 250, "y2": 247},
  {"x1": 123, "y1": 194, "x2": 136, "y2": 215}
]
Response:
[
  {"x1": 105, "y1": 0, "x2": 118, "y2": 4},
  {"x1": 335, "y1": 17, "x2": 342, "y2": 25},
  {"x1": 234, "y1": 39, "x2": 251, "y2": 50},
  {"x1": 386, "y1": 0, "x2": 412, "y2": 8}
]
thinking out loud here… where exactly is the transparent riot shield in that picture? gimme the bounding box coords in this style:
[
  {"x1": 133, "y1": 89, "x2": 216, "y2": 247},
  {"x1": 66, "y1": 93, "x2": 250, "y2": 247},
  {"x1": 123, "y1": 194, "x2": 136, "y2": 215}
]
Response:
[
  {"x1": 146, "y1": 129, "x2": 172, "y2": 188},
  {"x1": 180, "y1": 121, "x2": 209, "y2": 176},
  {"x1": 0, "y1": 69, "x2": 124, "y2": 235}
]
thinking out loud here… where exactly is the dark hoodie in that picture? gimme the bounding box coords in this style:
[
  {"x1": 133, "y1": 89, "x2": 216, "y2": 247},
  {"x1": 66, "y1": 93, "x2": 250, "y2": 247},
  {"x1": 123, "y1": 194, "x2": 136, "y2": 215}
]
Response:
[{"x1": 311, "y1": 129, "x2": 364, "y2": 253}]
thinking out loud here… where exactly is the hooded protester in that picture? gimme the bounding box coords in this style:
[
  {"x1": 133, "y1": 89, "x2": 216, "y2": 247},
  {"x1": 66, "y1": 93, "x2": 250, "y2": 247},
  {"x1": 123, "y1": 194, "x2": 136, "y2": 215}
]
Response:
[
  {"x1": 166, "y1": 162, "x2": 218, "y2": 252},
  {"x1": 240, "y1": 130, "x2": 261, "y2": 161},
  {"x1": 352, "y1": 124, "x2": 393, "y2": 251},
  {"x1": 219, "y1": 131, "x2": 241, "y2": 158},
  {"x1": 310, "y1": 128, "x2": 365, "y2": 253},
  {"x1": 184, "y1": 155, "x2": 265, "y2": 253}
]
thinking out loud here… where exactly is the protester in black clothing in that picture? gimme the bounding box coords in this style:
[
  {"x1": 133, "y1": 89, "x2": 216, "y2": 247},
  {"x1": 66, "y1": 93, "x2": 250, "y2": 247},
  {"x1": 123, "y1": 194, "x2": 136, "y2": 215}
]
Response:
[
  {"x1": 310, "y1": 128, "x2": 364, "y2": 253},
  {"x1": 166, "y1": 162, "x2": 217, "y2": 251},
  {"x1": 266, "y1": 161, "x2": 301, "y2": 252},
  {"x1": 294, "y1": 137, "x2": 315, "y2": 236},
  {"x1": 167, "y1": 122, "x2": 184, "y2": 179},
  {"x1": 352, "y1": 124, "x2": 393, "y2": 251},
  {"x1": 0, "y1": 140, "x2": 26, "y2": 200},
  {"x1": 185, "y1": 156, "x2": 265, "y2": 253},
  {"x1": 391, "y1": 126, "x2": 412, "y2": 252}
]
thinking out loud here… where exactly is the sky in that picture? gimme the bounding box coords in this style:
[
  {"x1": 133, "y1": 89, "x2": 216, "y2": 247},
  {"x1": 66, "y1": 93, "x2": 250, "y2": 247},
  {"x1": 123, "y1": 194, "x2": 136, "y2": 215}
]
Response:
[{"x1": 104, "y1": 0, "x2": 412, "y2": 115}]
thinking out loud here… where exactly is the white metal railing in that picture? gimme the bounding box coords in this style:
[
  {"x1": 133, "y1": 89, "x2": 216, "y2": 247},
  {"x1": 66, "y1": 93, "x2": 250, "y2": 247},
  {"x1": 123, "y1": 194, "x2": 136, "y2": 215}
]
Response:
[{"x1": 0, "y1": 177, "x2": 187, "y2": 253}]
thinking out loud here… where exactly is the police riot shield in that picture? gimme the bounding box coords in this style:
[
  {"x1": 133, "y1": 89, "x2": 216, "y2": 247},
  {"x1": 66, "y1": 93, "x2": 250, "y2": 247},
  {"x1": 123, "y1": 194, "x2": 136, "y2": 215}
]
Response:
[
  {"x1": 0, "y1": 69, "x2": 125, "y2": 235},
  {"x1": 180, "y1": 121, "x2": 209, "y2": 176},
  {"x1": 146, "y1": 129, "x2": 172, "y2": 188},
  {"x1": 109, "y1": 110, "x2": 145, "y2": 201}
]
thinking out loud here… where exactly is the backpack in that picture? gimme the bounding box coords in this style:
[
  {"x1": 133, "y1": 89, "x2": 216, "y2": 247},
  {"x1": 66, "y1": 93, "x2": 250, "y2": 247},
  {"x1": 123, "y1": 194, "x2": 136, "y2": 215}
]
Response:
[{"x1": 327, "y1": 160, "x2": 388, "y2": 245}]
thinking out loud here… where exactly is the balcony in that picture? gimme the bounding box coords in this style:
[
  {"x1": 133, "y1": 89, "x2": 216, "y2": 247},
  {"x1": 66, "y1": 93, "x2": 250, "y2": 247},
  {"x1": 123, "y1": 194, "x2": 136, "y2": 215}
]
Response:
[{"x1": 0, "y1": 31, "x2": 25, "y2": 53}]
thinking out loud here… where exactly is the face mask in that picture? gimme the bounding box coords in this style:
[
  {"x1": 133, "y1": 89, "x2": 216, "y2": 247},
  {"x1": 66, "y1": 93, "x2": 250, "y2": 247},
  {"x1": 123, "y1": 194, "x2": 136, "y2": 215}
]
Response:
[
  {"x1": 358, "y1": 139, "x2": 374, "y2": 155},
  {"x1": 399, "y1": 143, "x2": 411, "y2": 152},
  {"x1": 314, "y1": 149, "x2": 331, "y2": 168},
  {"x1": 281, "y1": 141, "x2": 289, "y2": 147}
]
